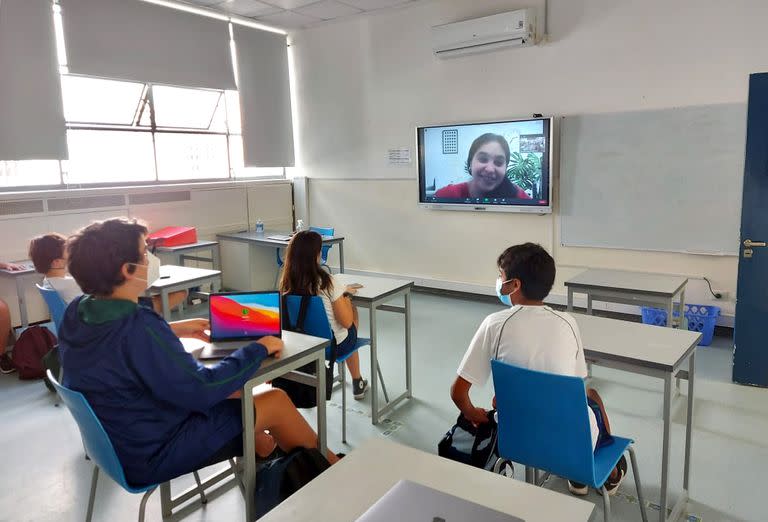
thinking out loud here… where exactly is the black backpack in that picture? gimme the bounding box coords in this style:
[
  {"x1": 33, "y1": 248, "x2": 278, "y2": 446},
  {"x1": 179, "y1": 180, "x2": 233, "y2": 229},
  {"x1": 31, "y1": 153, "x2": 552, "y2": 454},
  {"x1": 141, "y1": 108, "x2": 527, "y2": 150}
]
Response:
[
  {"x1": 253, "y1": 447, "x2": 330, "y2": 520},
  {"x1": 438, "y1": 410, "x2": 501, "y2": 471},
  {"x1": 271, "y1": 295, "x2": 335, "y2": 408}
]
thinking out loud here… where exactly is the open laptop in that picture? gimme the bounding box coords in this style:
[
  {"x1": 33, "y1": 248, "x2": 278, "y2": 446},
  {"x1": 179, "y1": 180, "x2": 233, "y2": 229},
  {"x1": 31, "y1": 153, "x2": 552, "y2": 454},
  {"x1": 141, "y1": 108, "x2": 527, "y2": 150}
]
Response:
[
  {"x1": 198, "y1": 291, "x2": 281, "y2": 360},
  {"x1": 356, "y1": 480, "x2": 523, "y2": 522}
]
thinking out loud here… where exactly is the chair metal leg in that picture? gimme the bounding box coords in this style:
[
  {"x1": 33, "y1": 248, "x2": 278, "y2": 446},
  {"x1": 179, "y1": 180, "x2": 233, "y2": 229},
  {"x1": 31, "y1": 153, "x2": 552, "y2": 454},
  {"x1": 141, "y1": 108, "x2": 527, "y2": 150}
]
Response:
[
  {"x1": 601, "y1": 485, "x2": 611, "y2": 522},
  {"x1": 628, "y1": 446, "x2": 649, "y2": 522},
  {"x1": 85, "y1": 466, "x2": 99, "y2": 522},
  {"x1": 376, "y1": 362, "x2": 390, "y2": 404},
  {"x1": 340, "y1": 362, "x2": 347, "y2": 443},
  {"x1": 137, "y1": 487, "x2": 157, "y2": 522},
  {"x1": 192, "y1": 471, "x2": 208, "y2": 505}
]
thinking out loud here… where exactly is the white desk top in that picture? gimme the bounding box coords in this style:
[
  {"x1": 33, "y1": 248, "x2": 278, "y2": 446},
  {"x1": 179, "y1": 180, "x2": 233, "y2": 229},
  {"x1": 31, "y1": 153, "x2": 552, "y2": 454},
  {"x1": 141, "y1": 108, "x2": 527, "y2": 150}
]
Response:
[
  {"x1": 217, "y1": 230, "x2": 343, "y2": 245},
  {"x1": 565, "y1": 269, "x2": 688, "y2": 296},
  {"x1": 198, "y1": 331, "x2": 329, "y2": 369},
  {"x1": 574, "y1": 313, "x2": 700, "y2": 372},
  {"x1": 149, "y1": 265, "x2": 221, "y2": 290},
  {"x1": 154, "y1": 240, "x2": 218, "y2": 252},
  {"x1": 260, "y1": 438, "x2": 593, "y2": 522},
  {"x1": 334, "y1": 273, "x2": 414, "y2": 302}
]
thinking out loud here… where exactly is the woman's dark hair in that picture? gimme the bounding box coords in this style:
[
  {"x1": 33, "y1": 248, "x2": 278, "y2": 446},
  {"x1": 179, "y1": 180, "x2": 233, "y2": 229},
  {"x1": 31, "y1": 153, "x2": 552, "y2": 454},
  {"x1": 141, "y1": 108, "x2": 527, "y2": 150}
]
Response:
[
  {"x1": 28, "y1": 233, "x2": 66, "y2": 274},
  {"x1": 67, "y1": 218, "x2": 148, "y2": 296},
  {"x1": 497, "y1": 243, "x2": 555, "y2": 301},
  {"x1": 279, "y1": 231, "x2": 333, "y2": 296},
  {"x1": 464, "y1": 133, "x2": 520, "y2": 198}
]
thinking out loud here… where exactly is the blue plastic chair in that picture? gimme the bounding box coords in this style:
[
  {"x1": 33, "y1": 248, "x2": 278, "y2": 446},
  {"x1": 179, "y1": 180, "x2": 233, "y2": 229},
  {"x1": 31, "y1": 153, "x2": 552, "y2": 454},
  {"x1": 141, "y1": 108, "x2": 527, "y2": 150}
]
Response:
[
  {"x1": 284, "y1": 295, "x2": 389, "y2": 443},
  {"x1": 309, "y1": 226, "x2": 335, "y2": 270},
  {"x1": 47, "y1": 370, "x2": 222, "y2": 522},
  {"x1": 36, "y1": 284, "x2": 67, "y2": 334},
  {"x1": 491, "y1": 360, "x2": 648, "y2": 522}
]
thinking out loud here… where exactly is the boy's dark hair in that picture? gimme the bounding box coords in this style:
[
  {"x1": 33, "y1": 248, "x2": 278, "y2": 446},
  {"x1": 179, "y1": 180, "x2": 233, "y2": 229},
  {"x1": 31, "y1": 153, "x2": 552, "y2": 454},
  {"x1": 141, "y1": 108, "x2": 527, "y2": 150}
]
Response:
[
  {"x1": 28, "y1": 233, "x2": 67, "y2": 274},
  {"x1": 67, "y1": 218, "x2": 148, "y2": 296},
  {"x1": 497, "y1": 243, "x2": 555, "y2": 301}
]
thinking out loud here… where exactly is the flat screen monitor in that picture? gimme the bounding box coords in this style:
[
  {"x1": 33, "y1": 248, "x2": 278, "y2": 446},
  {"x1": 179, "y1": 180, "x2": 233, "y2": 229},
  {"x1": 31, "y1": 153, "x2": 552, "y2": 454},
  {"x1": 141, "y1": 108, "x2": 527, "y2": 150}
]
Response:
[{"x1": 417, "y1": 116, "x2": 553, "y2": 213}]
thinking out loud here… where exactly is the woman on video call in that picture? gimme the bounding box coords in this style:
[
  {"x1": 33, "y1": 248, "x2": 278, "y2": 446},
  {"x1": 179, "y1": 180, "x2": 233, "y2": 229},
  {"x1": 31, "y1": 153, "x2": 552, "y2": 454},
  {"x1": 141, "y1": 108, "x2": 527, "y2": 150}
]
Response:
[{"x1": 434, "y1": 133, "x2": 531, "y2": 200}]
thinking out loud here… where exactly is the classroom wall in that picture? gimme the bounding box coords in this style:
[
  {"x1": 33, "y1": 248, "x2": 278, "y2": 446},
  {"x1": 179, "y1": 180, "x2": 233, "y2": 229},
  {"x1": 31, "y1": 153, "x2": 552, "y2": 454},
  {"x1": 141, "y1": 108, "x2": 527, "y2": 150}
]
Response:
[
  {"x1": 291, "y1": 0, "x2": 768, "y2": 319},
  {"x1": 0, "y1": 181, "x2": 292, "y2": 326}
]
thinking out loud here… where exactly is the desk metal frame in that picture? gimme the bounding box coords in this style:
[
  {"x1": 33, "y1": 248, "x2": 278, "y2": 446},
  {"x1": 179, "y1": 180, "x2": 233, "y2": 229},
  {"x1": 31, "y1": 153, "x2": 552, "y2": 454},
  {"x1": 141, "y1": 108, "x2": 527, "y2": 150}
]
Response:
[
  {"x1": 148, "y1": 268, "x2": 221, "y2": 321},
  {"x1": 350, "y1": 283, "x2": 413, "y2": 424},
  {"x1": 0, "y1": 266, "x2": 39, "y2": 328},
  {"x1": 155, "y1": 241, "x2": 221, "y2": 271},
  {"x1": 585, "y1": 339, "x2": 697, "y2": 522}
]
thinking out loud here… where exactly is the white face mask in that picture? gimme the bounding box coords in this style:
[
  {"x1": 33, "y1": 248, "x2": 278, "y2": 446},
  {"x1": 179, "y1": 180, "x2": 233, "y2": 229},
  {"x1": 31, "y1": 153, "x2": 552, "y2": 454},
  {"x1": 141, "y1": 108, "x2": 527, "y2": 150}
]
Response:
[{"x1": 129, "y1": 251, "x2": 161, "y2": 289}]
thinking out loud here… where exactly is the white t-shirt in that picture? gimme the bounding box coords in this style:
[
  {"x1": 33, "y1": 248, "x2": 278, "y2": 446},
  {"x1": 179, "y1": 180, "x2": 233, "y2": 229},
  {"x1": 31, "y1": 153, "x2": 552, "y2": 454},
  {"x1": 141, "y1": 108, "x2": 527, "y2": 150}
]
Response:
[
  {"x1": 457, "y1": 305, "x2": 599, "y2": 449},
  {"x1": 43, "y1": 275, "x2": 83, "y2": 304},
  {"x1": 318, "y1": 274, "x2": 348, "y2": 345}
]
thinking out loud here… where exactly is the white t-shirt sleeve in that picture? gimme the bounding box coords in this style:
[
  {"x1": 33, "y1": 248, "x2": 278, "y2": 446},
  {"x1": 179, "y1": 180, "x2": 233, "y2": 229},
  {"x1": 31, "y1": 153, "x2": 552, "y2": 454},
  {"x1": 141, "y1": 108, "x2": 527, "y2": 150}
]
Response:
[
  {"x1": 456, "y1": 316, "x2": 494, "y2": 386},
  {"x1": 47, "y1": 276, "x2": 83, "y2": 304},
  {"x1": 327, "y1": 275, "x2": 346, "y2": 303}
]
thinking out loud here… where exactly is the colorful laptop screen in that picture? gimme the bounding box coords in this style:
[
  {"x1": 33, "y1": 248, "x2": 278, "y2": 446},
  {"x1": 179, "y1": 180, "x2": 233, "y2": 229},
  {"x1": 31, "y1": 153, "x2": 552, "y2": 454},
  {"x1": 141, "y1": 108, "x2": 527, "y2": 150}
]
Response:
[{"x1": 209, "y1": 292, "x2": 281, "y2": 341}]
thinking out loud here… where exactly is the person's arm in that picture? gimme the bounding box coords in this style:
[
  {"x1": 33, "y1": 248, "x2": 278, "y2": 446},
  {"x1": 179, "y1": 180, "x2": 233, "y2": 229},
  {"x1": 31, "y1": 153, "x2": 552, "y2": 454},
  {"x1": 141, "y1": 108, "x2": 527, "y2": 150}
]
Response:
[
  {"x1": 452, "y1": 316, "x2": 495, "y2": 424},
  {"x1": 329, "y1": 278, "x2": 355, "y2": 328},
  {"x1": 132, "y1": 313, "x2": 281, "y2": 412},
  {"x1": 450, "y1": 376, "x2": 488, "y2": 425},
  {"x1": 0, "y1": 262, "x2": 24, "y2": 271}
]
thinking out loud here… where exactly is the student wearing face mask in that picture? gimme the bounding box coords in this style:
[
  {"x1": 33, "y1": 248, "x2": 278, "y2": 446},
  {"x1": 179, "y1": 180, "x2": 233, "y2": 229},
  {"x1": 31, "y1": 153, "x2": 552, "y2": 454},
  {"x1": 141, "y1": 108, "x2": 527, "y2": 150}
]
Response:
[
  {"x1": 28, "y1": 232, "x2": 187, "y2": 313},
  {"x1": 57, "y1": 218, "x2": 340, "y2": 487},
  {"x1": 450, "y1": 243, "x2": 627, "y2": 497}
]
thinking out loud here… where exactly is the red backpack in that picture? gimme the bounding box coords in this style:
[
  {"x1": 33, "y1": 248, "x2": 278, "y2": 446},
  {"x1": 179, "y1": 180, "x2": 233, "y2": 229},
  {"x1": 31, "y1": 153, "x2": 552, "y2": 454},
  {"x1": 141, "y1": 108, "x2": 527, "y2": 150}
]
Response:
[{"x1": 12, "y1": 326, "x2": 57, "y2": 380}]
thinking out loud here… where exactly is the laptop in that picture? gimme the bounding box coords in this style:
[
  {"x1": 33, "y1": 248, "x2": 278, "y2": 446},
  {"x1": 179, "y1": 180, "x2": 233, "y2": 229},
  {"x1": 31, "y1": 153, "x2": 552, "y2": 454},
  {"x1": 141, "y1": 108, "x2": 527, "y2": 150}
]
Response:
[
  {"x1": 198, "y1": 291, "x2": 282, "y2": 360},
  {"x1": 356, "y1": 480, "x2": 524, "y2": 522}
]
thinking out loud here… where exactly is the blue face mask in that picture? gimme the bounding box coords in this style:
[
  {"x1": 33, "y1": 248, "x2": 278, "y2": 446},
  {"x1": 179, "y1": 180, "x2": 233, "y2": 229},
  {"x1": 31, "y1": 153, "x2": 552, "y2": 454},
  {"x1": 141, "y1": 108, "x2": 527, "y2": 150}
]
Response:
[{"x1": 495, "y1": 276, "x2": 516, "y2": 306}]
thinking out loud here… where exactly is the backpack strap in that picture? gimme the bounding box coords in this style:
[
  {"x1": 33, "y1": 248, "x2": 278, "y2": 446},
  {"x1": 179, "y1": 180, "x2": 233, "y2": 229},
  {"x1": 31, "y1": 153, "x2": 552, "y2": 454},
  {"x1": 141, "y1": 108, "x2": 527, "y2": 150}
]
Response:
[{"x1": 295, "y1": 295, "x2": 311, "y2": 333}]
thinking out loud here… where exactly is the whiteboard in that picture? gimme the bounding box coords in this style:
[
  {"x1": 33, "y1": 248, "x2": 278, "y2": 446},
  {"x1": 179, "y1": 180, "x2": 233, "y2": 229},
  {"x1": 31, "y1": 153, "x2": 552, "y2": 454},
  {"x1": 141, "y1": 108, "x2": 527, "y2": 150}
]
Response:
[{"x1": 560, "y1": 104, "x2": 746, "y2": 255}]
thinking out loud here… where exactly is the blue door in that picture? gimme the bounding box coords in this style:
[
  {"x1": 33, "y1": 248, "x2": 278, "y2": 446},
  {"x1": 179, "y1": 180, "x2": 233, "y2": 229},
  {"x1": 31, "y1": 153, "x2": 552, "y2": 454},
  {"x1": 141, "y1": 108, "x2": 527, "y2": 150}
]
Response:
[{"x1": 733, "y1": 72, "x2": 768, "y2": 387}]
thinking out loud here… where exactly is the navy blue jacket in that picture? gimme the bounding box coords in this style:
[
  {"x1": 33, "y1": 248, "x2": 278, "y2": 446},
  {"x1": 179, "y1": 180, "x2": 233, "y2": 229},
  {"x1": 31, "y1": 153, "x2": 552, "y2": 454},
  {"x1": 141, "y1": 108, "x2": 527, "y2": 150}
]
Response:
[{"x1": 58, "y1": 296, "x2": 268, "y2": 485}]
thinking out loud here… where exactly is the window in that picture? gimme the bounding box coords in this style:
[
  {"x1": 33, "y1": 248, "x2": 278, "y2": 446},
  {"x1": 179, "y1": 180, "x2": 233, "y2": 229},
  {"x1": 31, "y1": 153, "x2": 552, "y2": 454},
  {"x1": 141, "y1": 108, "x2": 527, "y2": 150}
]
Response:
[{"x1": 0, "y1": 11, "x2": 287, "y2": 190}]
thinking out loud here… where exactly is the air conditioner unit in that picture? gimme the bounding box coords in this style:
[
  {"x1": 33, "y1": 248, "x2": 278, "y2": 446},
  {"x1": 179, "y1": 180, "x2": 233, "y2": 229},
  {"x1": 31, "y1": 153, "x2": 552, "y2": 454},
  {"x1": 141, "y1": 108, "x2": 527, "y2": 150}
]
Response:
[{"x1": 431, "y1": 8, "x2": 540, "y2": 58}]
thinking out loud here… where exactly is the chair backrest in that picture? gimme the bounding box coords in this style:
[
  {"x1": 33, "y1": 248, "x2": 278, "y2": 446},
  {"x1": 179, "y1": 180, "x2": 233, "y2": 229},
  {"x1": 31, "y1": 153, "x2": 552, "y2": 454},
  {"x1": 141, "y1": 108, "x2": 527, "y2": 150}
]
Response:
[
  {"x1": 46, "y1": 370, "x2": 149, "y2": 493},
  {"x1": 491, "y1": 360, "x2": 596, "y2": 486},
  {"x1": 36, "y1": 284, "x2": 67, "y2": 332},
  {"x1": 284, "y1": 295, "x2": 334, "y2": 357},
  {"x1": 309, "y1": 226, "x2": 334, "y2": 264}
]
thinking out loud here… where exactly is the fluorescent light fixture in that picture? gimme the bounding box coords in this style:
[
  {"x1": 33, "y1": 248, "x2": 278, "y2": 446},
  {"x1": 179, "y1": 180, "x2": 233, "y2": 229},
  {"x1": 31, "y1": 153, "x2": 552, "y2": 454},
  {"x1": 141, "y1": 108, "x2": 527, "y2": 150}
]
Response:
[{"x1": 287, "y1": 41, "x2": 301, "y2": 169}]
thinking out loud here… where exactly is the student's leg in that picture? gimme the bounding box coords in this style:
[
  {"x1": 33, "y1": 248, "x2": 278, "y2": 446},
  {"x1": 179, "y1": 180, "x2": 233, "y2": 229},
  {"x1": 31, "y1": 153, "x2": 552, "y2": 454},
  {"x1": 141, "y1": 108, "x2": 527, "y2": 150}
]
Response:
[
  {"x1": 587, "y1": 388, "x2": 622, "y2": 481},
  {"x1": 254, "y1": 430, "x2": 277, "y2": 458},
  {"x1": 0, "y1": 299, "x2": 10, "y2": 355},
  {"x1": 345, "y1": 352, "x2": 362, "y2": 380},
  {"x1": 253, "y1": 388, "x2": 339, "y2": 464}
]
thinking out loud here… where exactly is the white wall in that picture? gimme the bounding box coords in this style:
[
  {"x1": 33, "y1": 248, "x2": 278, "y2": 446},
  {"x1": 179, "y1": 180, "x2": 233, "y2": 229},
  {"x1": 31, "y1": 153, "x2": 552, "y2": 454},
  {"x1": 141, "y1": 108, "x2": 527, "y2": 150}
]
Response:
[
  {"x1": 0, "y1": 181, "x2": 293, "y2": 326},
  {"x1": 291, "y1": 0, "x2": 768, "y2": 319}
]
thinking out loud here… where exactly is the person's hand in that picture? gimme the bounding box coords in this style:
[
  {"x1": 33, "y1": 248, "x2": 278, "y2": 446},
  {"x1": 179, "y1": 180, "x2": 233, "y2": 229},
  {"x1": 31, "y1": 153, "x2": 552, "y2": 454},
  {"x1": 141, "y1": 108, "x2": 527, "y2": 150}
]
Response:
[
  {"x1": 344, "y1": 285, "x2": 359, "y2": 295},
  {"x1": 169, "y1": 318, "x2": 210, "y2": 342},
  {"x1": 258, "y1": 336, "x2": 283, "y2": 358},
  {"x1": 464, "y1": 406, "x2": 490, "y2": 426},
  {"x1": 0, "y1": 262, "x2": 24, "y2": 271}
]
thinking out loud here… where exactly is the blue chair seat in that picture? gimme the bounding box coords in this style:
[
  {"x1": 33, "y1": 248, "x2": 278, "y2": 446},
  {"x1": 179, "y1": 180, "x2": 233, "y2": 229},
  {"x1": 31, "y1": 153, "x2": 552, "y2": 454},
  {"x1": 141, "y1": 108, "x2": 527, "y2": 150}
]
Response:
[
  {"x1": 592, "y1": 436, "x2": 632, "y2": 489},
  {"x1": 36, "y1": 284, "x2": 67, "y2": 334}
]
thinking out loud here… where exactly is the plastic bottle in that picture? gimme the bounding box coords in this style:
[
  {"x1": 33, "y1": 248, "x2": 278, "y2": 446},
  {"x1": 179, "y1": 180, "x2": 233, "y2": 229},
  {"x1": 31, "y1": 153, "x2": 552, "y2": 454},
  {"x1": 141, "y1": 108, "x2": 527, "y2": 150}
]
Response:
[
  {"x1": 296, "y1": 219, "x2": 305, "y2": 232},
  {"x1": 255, "y1": 219, "x2": 264, "y2": 233}
]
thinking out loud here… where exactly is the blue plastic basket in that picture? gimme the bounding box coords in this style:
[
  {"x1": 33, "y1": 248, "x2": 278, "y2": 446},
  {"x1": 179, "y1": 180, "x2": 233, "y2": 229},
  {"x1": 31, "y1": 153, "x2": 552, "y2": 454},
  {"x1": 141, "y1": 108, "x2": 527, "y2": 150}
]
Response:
[{"x1": 640, "y1": 305, "x2": 721, "y2": 346}]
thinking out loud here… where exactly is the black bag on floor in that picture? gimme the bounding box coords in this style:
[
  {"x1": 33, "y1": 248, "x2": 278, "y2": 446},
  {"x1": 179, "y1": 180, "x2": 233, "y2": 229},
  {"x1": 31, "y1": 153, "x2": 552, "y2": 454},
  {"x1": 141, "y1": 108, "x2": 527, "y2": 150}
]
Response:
[
  {"x1": 271, "y1": 295, "x2": 335, "y2": 408},
  {"x1": 253, "y1": 447, "x2": 330, "y2": 520},
  {"x1": 438, "y1": 410, "x2": 500, "y2": 471}
]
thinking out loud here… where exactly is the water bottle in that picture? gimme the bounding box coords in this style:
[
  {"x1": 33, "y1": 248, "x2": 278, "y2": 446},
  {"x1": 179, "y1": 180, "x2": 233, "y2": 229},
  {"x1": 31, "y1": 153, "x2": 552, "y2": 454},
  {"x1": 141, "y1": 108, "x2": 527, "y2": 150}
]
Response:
[
  {"x1": 255, "y1": 219, "x2": 264, "y2": 234},
  {"x1": 296, "y1": 219, "x2": 305, "y2": 232}
]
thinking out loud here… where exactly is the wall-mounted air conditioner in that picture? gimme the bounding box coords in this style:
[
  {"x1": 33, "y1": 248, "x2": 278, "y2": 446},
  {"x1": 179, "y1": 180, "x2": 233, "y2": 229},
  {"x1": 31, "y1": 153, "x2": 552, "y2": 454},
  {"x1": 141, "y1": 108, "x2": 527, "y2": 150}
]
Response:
[{"x1": 431, "y1": 8, "x2": 540, "y2": 58}]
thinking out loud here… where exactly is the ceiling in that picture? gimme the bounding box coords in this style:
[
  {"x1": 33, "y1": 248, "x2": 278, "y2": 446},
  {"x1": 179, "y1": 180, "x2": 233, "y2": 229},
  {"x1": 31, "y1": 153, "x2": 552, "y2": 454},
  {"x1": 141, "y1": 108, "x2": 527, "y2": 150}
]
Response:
[{"x1": 184, "y1": 0, "x2": 419, "y2": 30}]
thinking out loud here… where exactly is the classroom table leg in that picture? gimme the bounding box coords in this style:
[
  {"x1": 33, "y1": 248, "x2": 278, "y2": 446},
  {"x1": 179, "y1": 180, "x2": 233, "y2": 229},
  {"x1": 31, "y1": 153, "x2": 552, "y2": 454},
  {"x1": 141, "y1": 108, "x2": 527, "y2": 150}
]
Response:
[
  {"x1": 659, "y1": 373, "x2": 673, "y2": 522},
  {"x1": 567, "y1": 288, "x2": 574, "y2": 312},
  {"x1": 212, "y1": 244, "x2": 221, "y2": 271},
  {"x1": 587, "y1": 295, "x2": 593, "y2": 315},
  {"x1": 369, "y1": 304, "x2": 380, "y2": 425},
  {"x1": 683, "y1": 350, "x2": 695, "y2": 492},
  {"x1": 242, "y1": 387, "x2": 257, "y2": 522},
  {"x1": 405, "y1": 291, "x2": 412, "y2": 399},
  {"x1": 15, "y1": 277, "x2": 28, "y2": 328},
  {"x1": 161, "y1": 291, "x2": 171, "y2": 321},
  {"x1": 338, "y1": 242, "x2": 345, "y2": 273},
  {"x1": 316, "y1": 353, "x2": 327, "y2": 455},
  {"x1": 665, "y1": 298, "x2": 674, "y2": 329}
]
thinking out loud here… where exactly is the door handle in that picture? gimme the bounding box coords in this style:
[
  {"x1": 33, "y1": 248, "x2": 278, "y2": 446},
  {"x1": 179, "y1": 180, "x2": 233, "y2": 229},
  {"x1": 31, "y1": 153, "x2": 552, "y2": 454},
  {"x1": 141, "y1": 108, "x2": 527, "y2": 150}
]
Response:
[{"x1": 744, "y1": 239, "x2": 767, "y2": 248}]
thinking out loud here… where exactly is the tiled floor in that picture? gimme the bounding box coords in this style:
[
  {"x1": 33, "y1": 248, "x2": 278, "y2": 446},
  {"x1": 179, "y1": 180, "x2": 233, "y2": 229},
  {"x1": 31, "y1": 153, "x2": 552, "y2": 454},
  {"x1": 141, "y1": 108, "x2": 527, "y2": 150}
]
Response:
[{"x1": 0, "y1": 292, "x2": 763, "y2": 521}]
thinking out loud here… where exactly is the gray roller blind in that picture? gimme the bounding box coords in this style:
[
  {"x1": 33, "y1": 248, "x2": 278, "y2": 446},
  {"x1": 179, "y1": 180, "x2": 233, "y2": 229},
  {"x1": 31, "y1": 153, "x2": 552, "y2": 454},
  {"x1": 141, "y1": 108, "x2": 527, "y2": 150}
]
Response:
[
  {"x1": 59, "y1": 0, "x2": 235, "y2": 90},
  {"x1": 233, "y1": 26, "x2": 294, "y2": 167},
  {"x1": 0, "y1": 0, "x2": 67, "y2": 160}
]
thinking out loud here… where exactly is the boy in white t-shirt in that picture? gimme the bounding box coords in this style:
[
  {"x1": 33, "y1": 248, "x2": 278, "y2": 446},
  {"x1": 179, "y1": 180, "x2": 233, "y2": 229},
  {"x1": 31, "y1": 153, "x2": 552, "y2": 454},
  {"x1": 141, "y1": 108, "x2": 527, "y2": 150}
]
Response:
[
  {"x1": 450, "y1": 243, "x2": 626, "y2": 496},
  {"x1": 28, "y1": 233, "x2": 83, "y2": 303}
]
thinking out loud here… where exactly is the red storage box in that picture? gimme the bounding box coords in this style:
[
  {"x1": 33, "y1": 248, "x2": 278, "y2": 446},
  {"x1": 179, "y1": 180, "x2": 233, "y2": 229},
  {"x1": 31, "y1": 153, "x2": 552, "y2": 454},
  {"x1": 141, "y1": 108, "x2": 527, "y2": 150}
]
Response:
[{"x1": 148, "y1": 226, "x2": 197, "y2": 247}]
